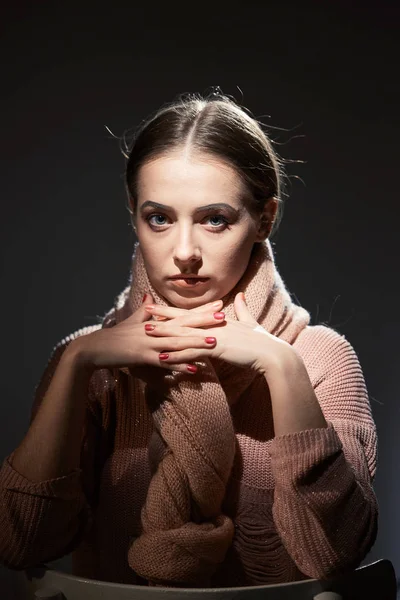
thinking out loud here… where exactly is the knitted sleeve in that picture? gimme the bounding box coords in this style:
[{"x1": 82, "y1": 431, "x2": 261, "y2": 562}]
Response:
[
  {"x1": 0, "y1": 327, "x2": 103, "y2": 570},
  {"x1": 268, "y1": 325, "x2": 378, "y2": 579}
]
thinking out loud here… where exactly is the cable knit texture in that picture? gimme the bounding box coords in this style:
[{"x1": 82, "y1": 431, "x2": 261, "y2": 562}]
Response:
[{"x1": 0, "y1": 241, "x2": 378, "y2": 587}]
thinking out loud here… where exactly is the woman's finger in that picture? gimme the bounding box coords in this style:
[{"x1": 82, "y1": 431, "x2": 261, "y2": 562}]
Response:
[
  {"x1": 158, "y1": 361, "x2": 200, "y2": 374},
  {"x1": 145, "y1": 310, "x2": 226, "y2": 329},
  {"x1": 145, "y1": 299, "x2": 223, "y2": 320},
  {"x1": 190, "y1": 299, "x2": 223, "y2": 313},
  {"x1": 156, "y1": 348, "x2": 214, "y2": 364},
  {"x1": 148, "y1": 334, "x2": 217, "y2": 351},
  {"x1": 233, "y1": 292, "x2": 257, "y2": 326},
  {"x1": 132, "y1": 362, "x2": 200, "y2": 377}
]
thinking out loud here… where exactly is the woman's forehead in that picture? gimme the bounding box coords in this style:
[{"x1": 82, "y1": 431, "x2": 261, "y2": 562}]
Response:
[{"x1": 137, "y1": 152, "x2": 247, "y2": 206}]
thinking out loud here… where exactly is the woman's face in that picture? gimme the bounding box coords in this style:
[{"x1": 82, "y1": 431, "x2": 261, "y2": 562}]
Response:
[{"x1": 134, "y1": 151, "x2": 266, "y2": 309}]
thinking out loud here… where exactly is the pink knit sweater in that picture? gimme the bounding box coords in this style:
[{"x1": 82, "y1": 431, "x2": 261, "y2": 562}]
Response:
[{"x1": 0, "y1": 322, "x2": 377, "y2": 586}]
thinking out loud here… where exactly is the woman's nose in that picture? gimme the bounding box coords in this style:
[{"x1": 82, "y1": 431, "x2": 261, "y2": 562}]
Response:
[{"x1": 173, "y1": 226, "x2": 201, "y2": 265}]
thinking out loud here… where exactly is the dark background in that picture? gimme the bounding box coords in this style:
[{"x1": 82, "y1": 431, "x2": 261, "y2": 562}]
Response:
[{"x1": 1, "y1": 0, "x2": 398, "y2": 592}]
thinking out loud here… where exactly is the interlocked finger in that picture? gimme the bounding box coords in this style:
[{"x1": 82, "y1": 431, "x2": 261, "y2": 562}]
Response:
[
  {"x1": 150, "y1": 335, "x2": 217, "y2": 352},
  {"x1": 145, "y1": 298, "x2": 222, "y2": 318},
  {"x1": 146, "y1": 308, "x2": 226, "y2": 329},
  {"x1": 157, "y1": 348, "x2": 214, "y2": 365}
]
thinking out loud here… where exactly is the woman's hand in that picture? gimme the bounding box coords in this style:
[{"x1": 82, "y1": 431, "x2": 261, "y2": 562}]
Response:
[
  {"x1": 70, "y1": 294, "x2": 227, "y2": 375},
  {"x1": 144, "y1": 294, "x2": 328, "y2": 437},
  {"x1": 143, "y1": 293, "x2": 292, "y2": 375}
]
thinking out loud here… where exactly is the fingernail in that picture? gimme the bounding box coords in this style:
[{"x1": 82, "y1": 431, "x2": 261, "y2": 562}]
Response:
[
  {"x1": 187, "y1": 364, "x2": 197, "y2": 373},
  {"x1": 159, "y1": 353, "x2": 169, "y2": 360},
  {"x1": 145, "y1": 304, "x2": 156, "y2": 311},
  {"x1": 145, "y1": 323, "x2": 155, "y2": 331},
  {"x1": 142, "y1": 293, "x2": 148, "y2": 303},
  {"x1": 212, "y1": 301, "x2": 222, "y2": 307},
  {"x1": 241, "y1": 292, "x2": 246, "y2": 303},
  {"x1": 213, "y1": 311, "x2": 225, "y2": 320},
  {"x1": 205, "y1": 337, "x2": 216, "y2": 344}
]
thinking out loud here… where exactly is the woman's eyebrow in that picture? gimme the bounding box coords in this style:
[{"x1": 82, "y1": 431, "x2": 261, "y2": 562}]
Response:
[
  {"x1": 140, "y1": 201, "x2": 170, "y2": 213},
  {"x1": 139, "y1": 201, "x2": 240, "y2": 216},
  {"x1": 194, "y1": 203, "x2": 240, "y2": 216}
]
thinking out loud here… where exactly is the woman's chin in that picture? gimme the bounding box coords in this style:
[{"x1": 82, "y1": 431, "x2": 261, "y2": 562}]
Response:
[
  {"x1": 172, "y1": 296, "x2": 213, "y2": 310},
  {"x1": 165, "y1": 289, "x2": 217, "y2": 310}
]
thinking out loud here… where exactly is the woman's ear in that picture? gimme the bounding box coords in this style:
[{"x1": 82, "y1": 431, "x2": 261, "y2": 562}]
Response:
[{"x1": 255, "y1": 197, "x2": 278, "y2": 241}]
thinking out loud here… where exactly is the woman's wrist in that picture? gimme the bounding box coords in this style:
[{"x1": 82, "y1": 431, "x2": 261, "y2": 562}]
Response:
[
  {"x1": 256, "y1": 338, "x2": 295, "y2": 377},
  {"x1": 261, "y1": 344, "x2": 328, "y2": 436},
  {"x1": 63, "y1": 336, "x2": 97, "y2": 378}
]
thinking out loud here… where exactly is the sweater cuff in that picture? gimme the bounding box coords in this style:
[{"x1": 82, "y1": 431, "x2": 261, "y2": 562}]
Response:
[
  {"x1": 1, "y1": 452, "x2": 83, "y2": 500},
  {"x1": 269, "y1": 423, "x2": 343, "y2": 486}
]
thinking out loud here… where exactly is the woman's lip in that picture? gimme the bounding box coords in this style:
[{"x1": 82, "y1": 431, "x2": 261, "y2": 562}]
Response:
[
  {"x1": 169, "y1": 275, "x2": 209, "y2": 280},
  {"x1": 169, "y1": 277, "x2": 210, "y2": 288}
]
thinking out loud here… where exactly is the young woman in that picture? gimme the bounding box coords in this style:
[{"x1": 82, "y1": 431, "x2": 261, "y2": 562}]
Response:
[{"x1": 0, "y1": 92, "x2": 378, "y2": 588}]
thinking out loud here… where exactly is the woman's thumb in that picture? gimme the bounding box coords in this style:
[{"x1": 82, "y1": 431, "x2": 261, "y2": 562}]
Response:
[{"x1": 234, "y1": 292, "x2": 256, "y2": 325}]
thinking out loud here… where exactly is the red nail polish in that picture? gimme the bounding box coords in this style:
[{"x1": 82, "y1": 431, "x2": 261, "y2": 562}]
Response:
[
  {"x1": 213, "y1": 311, "x2": 225, "y2": 320},
  {"x1": 187, "y1": 364, "x2": 197, "y2": 373},
  {"x1": 142, "y1": 293, "x2": 147, "y2": 303},
  {"x1": 205, "y1": 337, "x2": 216, "y2": 344},
  {"x1": 145, "y1": 323, "x2": 155, "y2": 331},
  {"x1": 159, "y1": 353, "x2": 169, "y2": 360}
]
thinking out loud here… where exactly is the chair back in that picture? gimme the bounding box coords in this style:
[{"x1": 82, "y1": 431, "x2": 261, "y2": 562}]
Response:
[{"x1": 12, "y1": 558, "x2": 397, "y2": 600}]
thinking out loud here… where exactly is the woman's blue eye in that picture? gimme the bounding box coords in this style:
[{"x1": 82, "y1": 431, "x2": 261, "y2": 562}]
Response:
[
  {"x1": 149, "y1": 214, "x2": 167, "y2": 226},
  {"x1": 208, "y1": 215, "x2": 227, "y2": 227},
  {"x1": 147, "y1": 213, "x2": 229, "y2": 230}
]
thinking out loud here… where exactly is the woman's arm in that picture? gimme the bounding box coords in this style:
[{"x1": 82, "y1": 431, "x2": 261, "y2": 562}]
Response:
[
  {"x1": 259, "y1": 343, "x2": 328, "y2": 436},
  {"x1": 11, "y1": 341, "x2": 94, "y2": 481},
  {"x1": 0, "y1": 335, "x2": 100, "y2": 569},
  {"x1": 267, "y1": 326, "x2": 378, "y2": 579}
]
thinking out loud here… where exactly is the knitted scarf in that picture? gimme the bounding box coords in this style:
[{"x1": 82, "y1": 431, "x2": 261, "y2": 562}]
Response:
[{"x1": 102, "y1": 240, "x2": 310, "y2": 587}]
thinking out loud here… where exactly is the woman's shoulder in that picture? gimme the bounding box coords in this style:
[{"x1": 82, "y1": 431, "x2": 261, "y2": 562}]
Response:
[
  {"x1": 292, "y1": 324, "x2": 364, "y2": 387},
  {"x1": 52, "y1": 324, "x2": 103, "y2": 354},
  {"x1": 292, "y1": 326, "x2": 376, "y2": 456},
  {"x1": 294, "y1": 323, "x2": 357, "y2": 357},
  {"x1": 37, "y1": 324, "x2": 103, "y2": 389}
]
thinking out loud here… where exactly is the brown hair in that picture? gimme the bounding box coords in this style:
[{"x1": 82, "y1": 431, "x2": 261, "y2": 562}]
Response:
[{"x1": 124, "y1": 90, "x2": 285, "y2": 236}]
